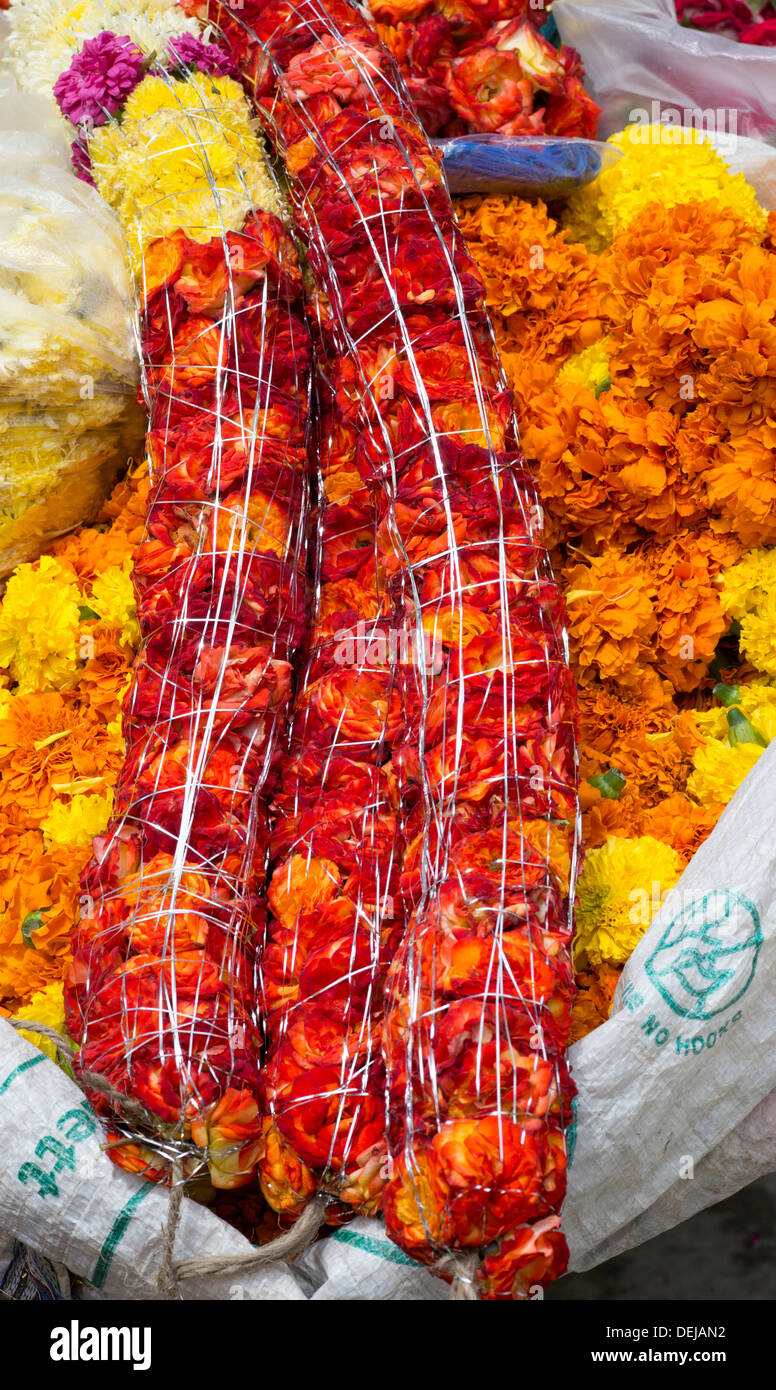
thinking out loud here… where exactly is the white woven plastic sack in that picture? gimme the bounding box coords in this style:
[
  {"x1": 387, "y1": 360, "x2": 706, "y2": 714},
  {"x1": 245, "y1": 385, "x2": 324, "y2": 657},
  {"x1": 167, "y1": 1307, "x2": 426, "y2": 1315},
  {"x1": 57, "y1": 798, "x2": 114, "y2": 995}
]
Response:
[
  {"x1": 293, "y1": 1222, "x2": 444, "y2": 1300},
  {"x1": 562, "y1": 737, "x2": 776, "y2": 1266},
  {"x1": 553, "y1": 0, "x2": 776, "y2": 146},
  {"x1": 566, "y1": 1085, "x2": 776, "y2": 1271},
  {"x1": 0, "y1": 1024, "x2": 305, "y2": 1301}
]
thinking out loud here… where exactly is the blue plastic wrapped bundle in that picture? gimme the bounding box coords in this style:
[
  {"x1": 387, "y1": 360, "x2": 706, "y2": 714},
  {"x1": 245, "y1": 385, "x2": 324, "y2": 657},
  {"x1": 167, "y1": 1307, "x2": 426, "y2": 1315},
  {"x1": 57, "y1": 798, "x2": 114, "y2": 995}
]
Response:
[{"x1": 438, "y1": 134, "x2": 622, "y2": 198}]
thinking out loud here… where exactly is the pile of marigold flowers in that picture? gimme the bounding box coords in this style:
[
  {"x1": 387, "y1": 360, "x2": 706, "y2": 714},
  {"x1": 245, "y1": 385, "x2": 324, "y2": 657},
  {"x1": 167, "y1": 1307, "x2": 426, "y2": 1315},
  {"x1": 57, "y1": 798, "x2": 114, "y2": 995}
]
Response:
[
  {"x1": 0, "y1": 464, "x2": 148, "y2": 1024},
  {"x1": 456, "y1": 122, "x2": 776, "y2": 1038}
]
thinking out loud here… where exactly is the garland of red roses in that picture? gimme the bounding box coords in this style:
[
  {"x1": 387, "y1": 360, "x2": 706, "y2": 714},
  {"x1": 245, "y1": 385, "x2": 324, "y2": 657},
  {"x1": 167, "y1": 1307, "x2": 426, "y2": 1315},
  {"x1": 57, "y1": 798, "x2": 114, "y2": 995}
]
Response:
[
  {"x1": 190, "y1": 0, "x2": 580, "y2": 1296},
  {"x1": 369, "y1": 0, "x2": 600, "y2": 139},
  {"x1": 60, "y1": 56, "x2": 314, "y2": 1189},
  {"x1": 255, "y1": 359, "x2": 405, "y2": 1220}
]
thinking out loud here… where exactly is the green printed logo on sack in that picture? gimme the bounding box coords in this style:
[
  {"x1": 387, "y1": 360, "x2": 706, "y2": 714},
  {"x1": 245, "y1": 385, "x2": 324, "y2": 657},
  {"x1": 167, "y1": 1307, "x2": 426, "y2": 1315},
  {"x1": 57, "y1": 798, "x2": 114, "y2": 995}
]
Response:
[
  {"x1": 564, "y1": 1095, "x2": 578, "y2": 1169},
  {"x1": 645, "y1": 889, "x2": 761, "y2": 1021}
]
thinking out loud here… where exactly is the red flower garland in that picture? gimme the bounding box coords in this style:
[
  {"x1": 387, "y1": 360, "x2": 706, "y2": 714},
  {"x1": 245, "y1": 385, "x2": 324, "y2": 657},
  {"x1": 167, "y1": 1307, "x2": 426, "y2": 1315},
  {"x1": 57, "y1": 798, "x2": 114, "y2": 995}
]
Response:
[
  {"x1": 190, "y1": 0, "x2": 580, "y2": 1295},
  {"x1": 369, "y1": 1, "x2": 599, "y2": 137},
  {"x1": 64, "y1": 159, "x2": 313, "y2": 1187}
]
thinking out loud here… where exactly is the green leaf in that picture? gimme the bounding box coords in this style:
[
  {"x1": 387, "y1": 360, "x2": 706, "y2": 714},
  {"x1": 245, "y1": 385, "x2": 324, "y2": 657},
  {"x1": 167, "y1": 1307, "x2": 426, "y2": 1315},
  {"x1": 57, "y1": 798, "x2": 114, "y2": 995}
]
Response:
[
  {"x1": 78, "y1": 605, "x2": 100, "y2": 622},
  {"x1": 594, "y1": 377, "x2": 611, "y2": 399},
  {"x1": 727, "y1": 708, "x2": 767, "y2": 748},
  {"x1": 21, "y1": 909, "x2": 48, "y2": 949},
  {"x1": 713, "y1": 682, "x2": 741, "y2": 708},
  {"x1": 588, "y1": 768, "x2": 626, "y2": 800}
]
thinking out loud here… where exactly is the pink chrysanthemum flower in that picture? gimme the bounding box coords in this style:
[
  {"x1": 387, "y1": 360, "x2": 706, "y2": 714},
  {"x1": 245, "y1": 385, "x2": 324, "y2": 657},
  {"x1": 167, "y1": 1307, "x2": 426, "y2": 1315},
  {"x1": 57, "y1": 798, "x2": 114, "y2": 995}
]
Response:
[
  {"x1": 166, "y1": 33, "x2": 238, "y2": 77},
  {"x1": 53, "y1": 32, "x2": 146, "y2": 128},
  {"x1": 70, "y1": 137, "x2": 96, "y2": 187}
]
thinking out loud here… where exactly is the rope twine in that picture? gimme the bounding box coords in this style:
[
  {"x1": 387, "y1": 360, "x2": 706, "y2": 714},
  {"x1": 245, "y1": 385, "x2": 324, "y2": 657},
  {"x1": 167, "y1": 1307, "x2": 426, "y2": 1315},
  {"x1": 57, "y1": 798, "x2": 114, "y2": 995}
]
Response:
[
  {"x1": 5, "y1": 1017, "x2": 328, "y2": 1294},
  {"x1": 435, "y1": 1251, "x2": 480, "y2": 1301},
  {"x1": 6, "y1": 1018, "x2": 480, "y2": 1298}
]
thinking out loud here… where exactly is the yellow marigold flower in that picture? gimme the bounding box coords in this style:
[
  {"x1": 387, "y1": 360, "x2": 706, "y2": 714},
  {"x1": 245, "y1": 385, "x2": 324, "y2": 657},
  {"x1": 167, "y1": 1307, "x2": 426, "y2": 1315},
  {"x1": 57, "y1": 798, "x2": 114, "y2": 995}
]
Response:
[
  {"x1": 0, "y1": 556, "x2": 81, "y2": 693},
  {"x1": 564, "y1": 124, "x2": 766, "y2": 252},
  {"x1": 738, "y1": 601, "x2": 776, "y2": 682},
  {"x1": 88, "y1": 562, "x2": 140, "y2": 649},
  {"x1": 694, "y1": 682, "x2": 776, "y2": 746},
  {"x1": 558, "y1": 338, "x2": 611, "y2": 395},
  {"x1": 575, "y1": 834, "x2": 683, "y2": 968},
  {"x1": 15, "y1": 982, "x2": 67, "y2": 1063},
  {"x1": 738, "y1": 685, "x2": 776, "y2": 744},
  {"x1": 688, "y1": 737, "x2": 764, "y2": 805},
  {"x1": 720, "y1": 547, "x2": 776, "y2": 618},
  {"x1": 719, "y1": 549, "x2": 776, "y2": 679},
  {"x1": 42, "y1": 791, "x2": 114, "y2": 848}
]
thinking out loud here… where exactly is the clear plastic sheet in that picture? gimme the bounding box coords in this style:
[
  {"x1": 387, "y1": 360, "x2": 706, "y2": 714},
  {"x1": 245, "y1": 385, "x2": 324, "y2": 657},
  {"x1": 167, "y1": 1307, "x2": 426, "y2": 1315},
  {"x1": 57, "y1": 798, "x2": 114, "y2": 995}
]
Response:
[
  {"x1": 194, "y1": 0, "x2": 581, "y2": 1297},
  {"x1": 0, "y1": 90, "x2": 142, "y2": 576},
  {"x1": 554, "y1": 0, "x2": 776, "y2": 142}
]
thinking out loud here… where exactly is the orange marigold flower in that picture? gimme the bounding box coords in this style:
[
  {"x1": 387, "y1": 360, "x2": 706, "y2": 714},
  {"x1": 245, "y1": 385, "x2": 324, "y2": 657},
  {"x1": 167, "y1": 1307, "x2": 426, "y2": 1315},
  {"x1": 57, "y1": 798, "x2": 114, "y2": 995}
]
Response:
[
  {"x1": 641, "y1": 793, "x2": 724, "y2": 863},
  {"x1": 0, "y1": 831, "x2": 86, "y2": 960},
  {"x1": 563, "y1": 549, "x2": 656, "y2": 690},
  {"x1": 569, "y1": 963, "x2": 622, "y2": 1044},
  {"x1": 530, "y1": 387, "x2": 705, "y2": 549},
  {"x1": 0, "y1": 694, "x2": 122, "y2": 825},
  {"x1": 702, "y1": 427, "x2": 776, "y2": 549},
  {"x1": 96, "y1": 460, "x2": 152, "y2": 543},
  {"x1": 580, "y1": 784, "x2": 645, "y2": 848},
  {"x1": 640, "y1": 529, "x2": 743, "y2": 691},
  {"x1": 454, "y1": 194, "x2": 603, "y2": 376},
  {"x1": 0, "y1": 945, "x2": 67, "y2": 1016},
  {"x1": 50, "y1": 528, "x2": 136, "y2": 585},
  {"x1": 67, "y1": 624, "x2": 133, "y2": 727},
  {"x1": 577, "y1": 685, "x2": 703, "y2": 804}
]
